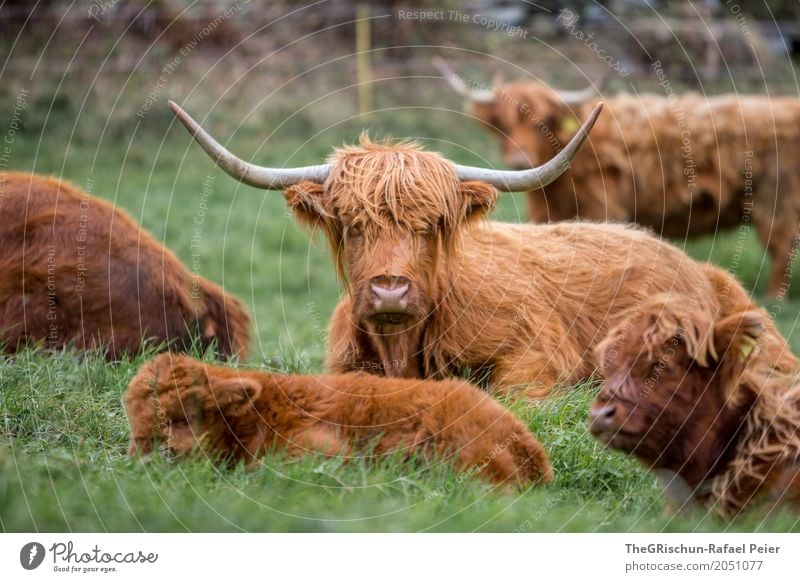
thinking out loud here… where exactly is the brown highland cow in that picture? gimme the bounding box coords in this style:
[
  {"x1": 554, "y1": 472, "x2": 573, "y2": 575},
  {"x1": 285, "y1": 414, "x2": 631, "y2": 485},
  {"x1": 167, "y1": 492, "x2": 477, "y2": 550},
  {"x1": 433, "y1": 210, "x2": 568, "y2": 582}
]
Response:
[
  {"x1": 0, "y1": 172, "x2": 250, "y2": 359},
  {"x1": 590, "y1": 267, "x2": 800, "y2": 516},
  {"x1": 171, "y1": 101, "x2": 737, "y2": 399},
  {"x1": 125, "y1": 353, "x2": 553, "y2": 487},
  {"x1": 435, "y1": 58, "x2": 800, "y2": 297}
]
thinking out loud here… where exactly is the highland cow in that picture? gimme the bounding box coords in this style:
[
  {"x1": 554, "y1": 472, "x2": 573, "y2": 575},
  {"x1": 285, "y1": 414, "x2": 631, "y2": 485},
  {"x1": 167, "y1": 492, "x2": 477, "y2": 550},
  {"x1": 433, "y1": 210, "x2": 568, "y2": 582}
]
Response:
[
  {"x1": 590, "y1": 282, "x2": 800, "y2": 516},
  {"x1": 171, "y1": 101, "x2": 725, "y2": 399},
  {"x1": 0, "y1": 172, "x2": 250, "y2": 359},
  {"x1": 125, "y1": 353, "x2": 553, "y2": 487},
  {"x1": 435, "y1": 58, "x2": 800, "y2": 297}
]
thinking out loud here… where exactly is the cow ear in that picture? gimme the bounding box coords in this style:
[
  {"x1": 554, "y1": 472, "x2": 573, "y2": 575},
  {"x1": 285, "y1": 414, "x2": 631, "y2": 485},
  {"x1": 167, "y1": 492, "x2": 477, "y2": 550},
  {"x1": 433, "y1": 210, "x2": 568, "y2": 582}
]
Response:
[
  {"x1": 460, "y1": 181, "x2": 498, "y2": 221},
  {"x1": 209, "y1": 376, "x2": 262, "y2": 417},
  {"x1": 714, "y1": 310, "x2": 766, "y2": 364},
  {"x1": 283, "y1": 181, "x2": 329, "y2": 228},
  {"x1": 712, "y1": 310, "x2": 766, "y2": 400}
]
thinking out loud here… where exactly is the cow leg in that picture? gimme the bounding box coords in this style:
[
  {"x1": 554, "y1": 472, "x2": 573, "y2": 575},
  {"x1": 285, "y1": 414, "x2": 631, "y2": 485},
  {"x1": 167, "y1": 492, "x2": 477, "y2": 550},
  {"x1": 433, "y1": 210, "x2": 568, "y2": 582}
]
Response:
[
  {"x1": 755, "y1": 210, "x2": 799, "y2": 299},
  {"x1": 489, "y1": 355, "x2": 568, "y2": 400},
  {"x1": 288, "y1": 425, "x2": 349, "y2": 457},
  {"x1": 525, "y1": 189, "x2": 551, "y2": 223}
]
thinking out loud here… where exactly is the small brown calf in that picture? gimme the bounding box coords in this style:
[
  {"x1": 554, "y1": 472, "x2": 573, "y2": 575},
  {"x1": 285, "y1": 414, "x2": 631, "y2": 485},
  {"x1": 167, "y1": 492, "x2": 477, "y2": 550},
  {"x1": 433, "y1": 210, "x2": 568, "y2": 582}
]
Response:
[{"x1": 125, "y1": 353, "x2": 553, "y2": 487}]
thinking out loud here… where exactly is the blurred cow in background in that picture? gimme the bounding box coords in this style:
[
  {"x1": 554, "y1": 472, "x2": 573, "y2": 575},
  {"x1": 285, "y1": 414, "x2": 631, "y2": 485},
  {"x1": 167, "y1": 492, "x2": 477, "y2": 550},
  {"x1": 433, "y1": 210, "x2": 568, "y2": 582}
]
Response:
[
  {"x1": 0, "y1": 172, "x2": 250, "y2": 360},
  {"x1": 174, "y1": 101, "x2": 737, "y2": 400},
  {"x1": 434, "y1": 58, "x2": 800, "y2": 297}
]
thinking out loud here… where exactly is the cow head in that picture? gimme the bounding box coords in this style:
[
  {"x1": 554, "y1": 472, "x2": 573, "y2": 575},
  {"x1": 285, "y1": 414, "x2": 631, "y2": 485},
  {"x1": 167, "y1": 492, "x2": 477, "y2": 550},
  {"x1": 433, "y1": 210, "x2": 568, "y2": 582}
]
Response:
[
  {"x1": 124, "y1": 353, "x2": 261, "y2": 459},
  {"x1": 168, "y1": 100, "x2": 601, "y2": 374},
  {"x1": 195, "y1": 279, "x2": 251, "y2": 360},
  {"x1": 432, "y1": 58, "x2": 601, "y2": 170},
  {"x1": 589, "y1": 296, "x2": 765, "y2": 481},
  {"x1": 282, "y1": 137, "x2": 500, "y2": 331}
]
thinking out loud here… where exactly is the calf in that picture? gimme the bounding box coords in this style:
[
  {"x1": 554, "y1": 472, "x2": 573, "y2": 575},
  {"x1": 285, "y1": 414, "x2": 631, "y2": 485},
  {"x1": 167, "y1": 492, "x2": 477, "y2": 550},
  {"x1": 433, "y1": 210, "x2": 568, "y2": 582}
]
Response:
[
  {"x1": 0, "y1": 172, "x2": 250, "y2": 359},
  {"x1": 590, "y1": 286, "x2": 800, "y2": 516},
  {"x1": 124, "y1": 353, "x2": 553, "y2": 487}
]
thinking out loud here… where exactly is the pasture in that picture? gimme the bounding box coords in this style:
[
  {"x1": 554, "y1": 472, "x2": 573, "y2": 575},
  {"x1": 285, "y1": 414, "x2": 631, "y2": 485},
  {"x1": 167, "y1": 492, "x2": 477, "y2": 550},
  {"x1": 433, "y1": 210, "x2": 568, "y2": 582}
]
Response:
[{"x1": 2, "y1": 96, "x2": 799, "y2": 533}]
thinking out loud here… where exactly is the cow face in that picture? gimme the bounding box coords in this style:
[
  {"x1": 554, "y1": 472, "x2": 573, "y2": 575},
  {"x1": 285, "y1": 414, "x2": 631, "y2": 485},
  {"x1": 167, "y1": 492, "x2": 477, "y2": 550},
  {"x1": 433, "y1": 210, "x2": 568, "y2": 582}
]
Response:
[
  {"x1": 125, "y1": 354, "x2": 261, "y2": 458},
  {"x1": 470, "y1": 83, "x2": 572, "y2": 170},
  {"x1": 589, "y1": 300, "x2": 765, "y2": 470},
  {"x1": 283, "y1": 137, "x2": 497, "y2": 332}
]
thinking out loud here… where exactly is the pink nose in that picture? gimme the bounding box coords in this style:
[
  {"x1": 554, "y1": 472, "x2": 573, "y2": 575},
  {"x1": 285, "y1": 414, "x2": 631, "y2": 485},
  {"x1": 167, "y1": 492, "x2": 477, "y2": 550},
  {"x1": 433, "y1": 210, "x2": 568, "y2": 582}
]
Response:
[
  {"x1": 588, "y1": 404, "x2": 618, "y2": 433},
  {"x1": 371, "y1": 276, "x2": 410, "y2": 312}
]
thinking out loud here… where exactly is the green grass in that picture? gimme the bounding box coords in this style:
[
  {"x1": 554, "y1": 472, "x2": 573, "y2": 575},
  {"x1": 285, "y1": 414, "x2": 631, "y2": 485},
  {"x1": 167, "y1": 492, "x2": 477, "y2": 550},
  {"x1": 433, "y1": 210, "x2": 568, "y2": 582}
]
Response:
[{"x1": 2, "y1": 101, "x2": 800, "y2": 532}]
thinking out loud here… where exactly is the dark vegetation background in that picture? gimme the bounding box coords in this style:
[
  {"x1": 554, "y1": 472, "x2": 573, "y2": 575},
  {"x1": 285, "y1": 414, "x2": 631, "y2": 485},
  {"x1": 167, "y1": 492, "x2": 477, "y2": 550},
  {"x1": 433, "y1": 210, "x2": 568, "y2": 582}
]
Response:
[{"x1": 1, "y1": 0, "x2": 799, "y2": 531}]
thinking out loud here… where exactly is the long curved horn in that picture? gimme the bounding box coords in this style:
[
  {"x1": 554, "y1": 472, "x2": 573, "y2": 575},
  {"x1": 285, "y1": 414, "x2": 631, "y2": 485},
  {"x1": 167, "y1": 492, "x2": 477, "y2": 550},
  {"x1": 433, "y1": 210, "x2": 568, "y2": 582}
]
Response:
[
  {"x1": 168, "y1": 101, "x2": 331, "y2": 190},
  {"x1": 556, "y1": 85, "x2": 600, "y2": 105},
  {"x1": 553, "y1": 77, "x2": 607, "y2": 105},
  {"x1": 558, "y1": 70, "x2": 613, "y2": 105},
  {"x1": 432, "y1": 57, "x2": 495, "y2": 104},
  {"x1": 454, "y1": 102, "x2": 603, "y2": 192}
]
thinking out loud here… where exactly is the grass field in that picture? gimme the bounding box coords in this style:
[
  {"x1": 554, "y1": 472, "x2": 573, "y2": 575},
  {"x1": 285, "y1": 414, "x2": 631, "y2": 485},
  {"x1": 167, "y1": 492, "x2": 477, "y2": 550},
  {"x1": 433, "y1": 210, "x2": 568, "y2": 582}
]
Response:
[{"x1": 2, "y1": 102, "x2": 800, "y2": 533}]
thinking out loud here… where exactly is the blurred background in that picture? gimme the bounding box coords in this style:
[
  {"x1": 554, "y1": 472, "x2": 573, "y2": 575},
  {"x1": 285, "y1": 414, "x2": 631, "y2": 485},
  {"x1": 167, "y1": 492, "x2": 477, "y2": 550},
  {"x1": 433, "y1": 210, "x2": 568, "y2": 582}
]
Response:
[{"x1": 2, "y1": 0, "x2": 799, "y2": 366}]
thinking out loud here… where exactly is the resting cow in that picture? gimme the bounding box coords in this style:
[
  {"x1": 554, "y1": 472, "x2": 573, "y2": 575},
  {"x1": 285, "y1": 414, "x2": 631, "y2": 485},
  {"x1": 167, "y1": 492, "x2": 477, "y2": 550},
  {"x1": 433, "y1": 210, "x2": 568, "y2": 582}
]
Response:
[
  {"x1": 124, "y1": 353, "x2": 553, "y2": 487},
  {"x1": 0, "y1": 172, "x2": 250, "y2": 359},
  {"x1": 171, "y1": 101, "x2": 725, "y2": 399},
  {"x1": 590, "y1": 275, "x2": 800, "y2": 517},
  {"x1": 434, "y1": 58, "x2": 800, "y2": 297}
]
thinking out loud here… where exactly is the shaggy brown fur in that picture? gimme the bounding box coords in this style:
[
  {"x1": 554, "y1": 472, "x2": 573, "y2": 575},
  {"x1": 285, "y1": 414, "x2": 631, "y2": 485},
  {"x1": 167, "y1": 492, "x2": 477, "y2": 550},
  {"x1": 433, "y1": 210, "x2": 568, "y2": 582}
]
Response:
[
  {"x1": 591, "y1": 275, "x2": 800, "y2": 516},
  {"x1": 124, "y1": 353, "x2": 553, "y2": 487},
  {"x1": 0, "y1": 172, "x2": 250, "y2": 359},
  {"x1": 284, "y1": 136, "x2": 728, "y2": 398},
  {"x1": 467, "y1": 84, "x2": 800, "y2": 297}
]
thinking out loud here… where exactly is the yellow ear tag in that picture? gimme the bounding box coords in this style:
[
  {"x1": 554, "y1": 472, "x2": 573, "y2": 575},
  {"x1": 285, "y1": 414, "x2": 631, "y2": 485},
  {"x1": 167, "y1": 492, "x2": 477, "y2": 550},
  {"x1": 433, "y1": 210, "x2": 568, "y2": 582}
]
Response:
[
  {"x1": 738, "y1": 335, "x2": 757, "y2": 362},
  {"x1": 561, "y1": 116, "x2": 580, "y2": 134}
]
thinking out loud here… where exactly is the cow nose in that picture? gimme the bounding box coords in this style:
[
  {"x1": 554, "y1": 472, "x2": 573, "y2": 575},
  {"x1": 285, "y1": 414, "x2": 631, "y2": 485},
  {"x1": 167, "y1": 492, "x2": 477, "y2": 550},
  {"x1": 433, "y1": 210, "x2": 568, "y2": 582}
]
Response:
[
  {"x1": 588, "y1": 404, "x2": 618, "y2": 433},
  {"x1": 370, "y1": 276, "x2": 410, "y2": 311}
]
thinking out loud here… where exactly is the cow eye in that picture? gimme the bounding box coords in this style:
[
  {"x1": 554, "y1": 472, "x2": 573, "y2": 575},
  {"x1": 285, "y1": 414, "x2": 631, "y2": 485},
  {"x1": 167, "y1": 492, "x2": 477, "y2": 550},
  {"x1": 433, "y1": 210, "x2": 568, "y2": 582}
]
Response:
[
  {"x1": 648, "y1": 362, "x2": 664, "y2": 378},
  {"x1": 347, "y1": 225, "x2": 362, "y2": 239}
]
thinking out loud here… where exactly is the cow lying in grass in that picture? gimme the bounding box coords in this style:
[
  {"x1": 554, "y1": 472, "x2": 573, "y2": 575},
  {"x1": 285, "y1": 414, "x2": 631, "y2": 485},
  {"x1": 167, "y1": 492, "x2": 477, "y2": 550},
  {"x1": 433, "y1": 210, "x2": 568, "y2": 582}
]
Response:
[
  {"x1": 0, "y1": 172, "x2": 250, "y2": 360},
  {"x1": 170, "y1": 101, "x2": 727, "y2": 400},
  {"x1": 124, "y1": 353, "x2": 553, "y2": 487},
  {"x1": 590, "y1": 274, "x2": 800, "y2": 516}
]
